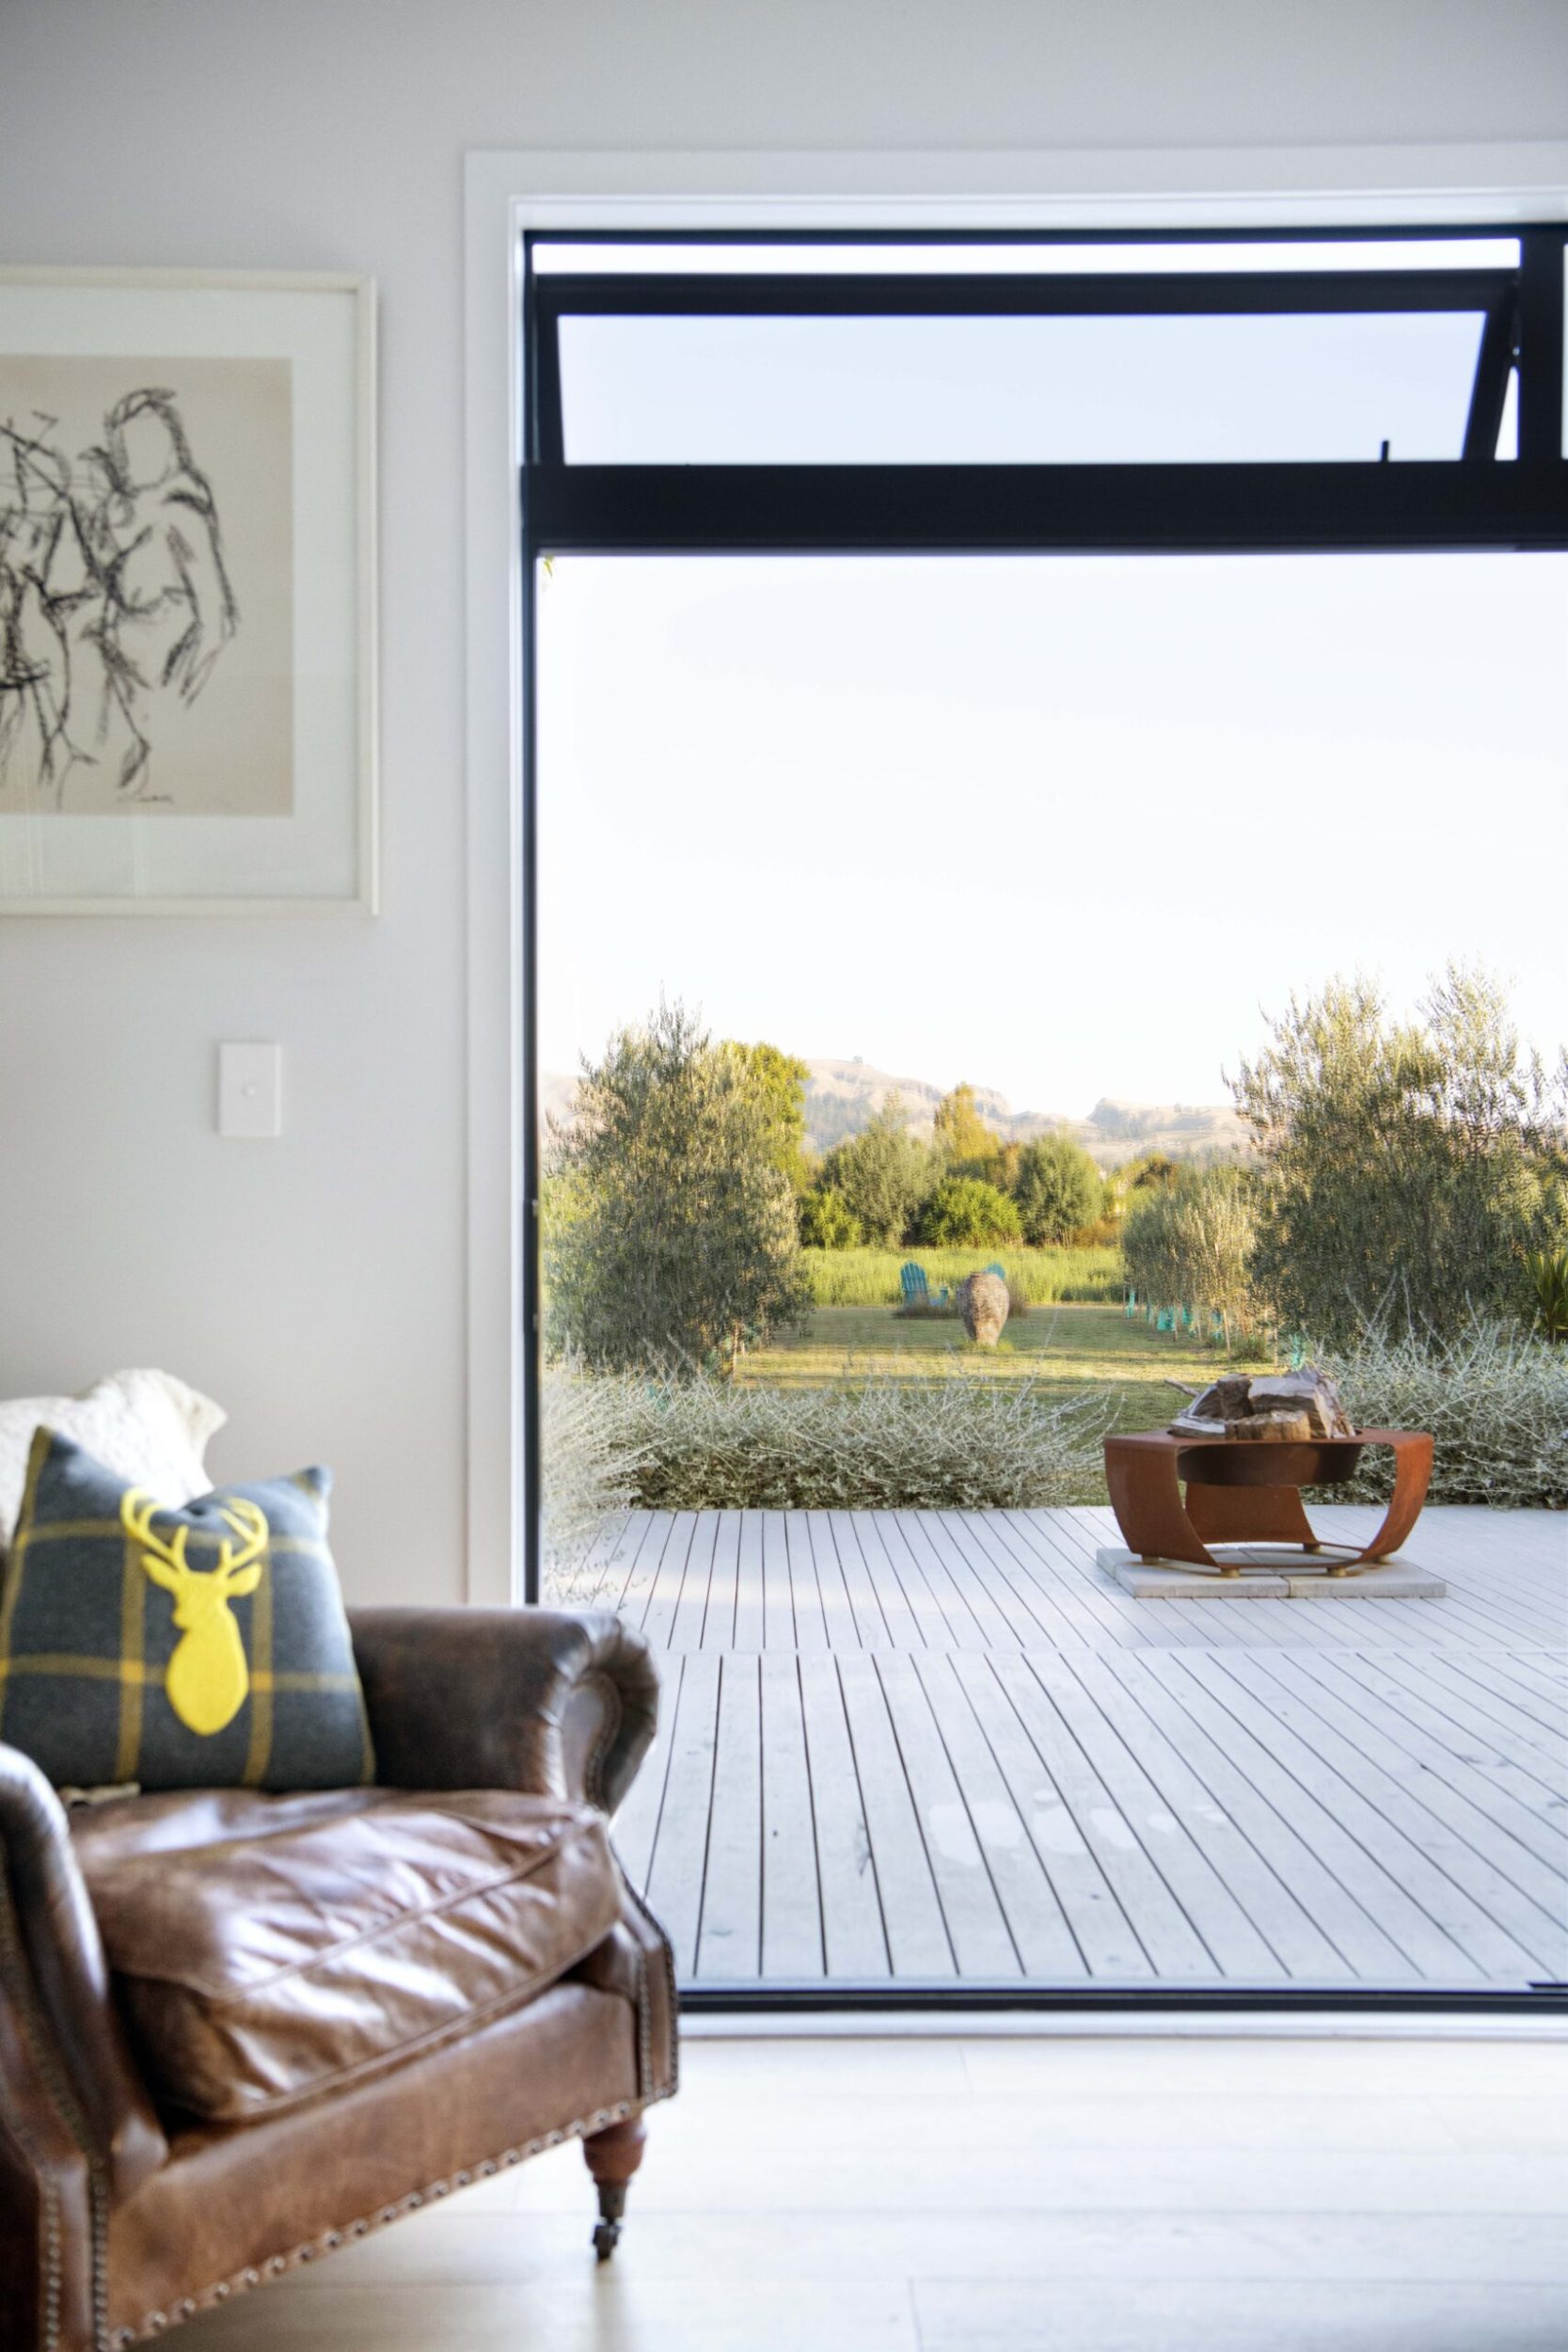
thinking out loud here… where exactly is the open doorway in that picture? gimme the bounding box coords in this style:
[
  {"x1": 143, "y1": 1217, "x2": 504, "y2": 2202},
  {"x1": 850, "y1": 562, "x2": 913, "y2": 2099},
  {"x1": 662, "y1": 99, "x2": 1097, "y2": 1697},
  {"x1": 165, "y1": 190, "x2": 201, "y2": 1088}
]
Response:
[{"x1": 528, "y1": 230, "x2": 1568, "y2": 2008}]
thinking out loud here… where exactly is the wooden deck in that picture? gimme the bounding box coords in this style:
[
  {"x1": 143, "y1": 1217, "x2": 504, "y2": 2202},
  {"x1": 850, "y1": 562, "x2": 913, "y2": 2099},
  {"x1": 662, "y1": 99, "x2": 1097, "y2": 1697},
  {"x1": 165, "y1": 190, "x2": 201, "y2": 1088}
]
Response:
[{"x1": 561, "y1": 1505, "x2": 1567, "y2": 1993}]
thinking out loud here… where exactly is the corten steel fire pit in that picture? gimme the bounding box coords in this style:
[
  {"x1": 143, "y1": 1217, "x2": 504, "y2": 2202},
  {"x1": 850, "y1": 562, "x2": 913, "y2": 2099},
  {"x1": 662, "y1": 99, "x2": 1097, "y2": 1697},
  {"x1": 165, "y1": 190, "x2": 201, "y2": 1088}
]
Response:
[{"x1": 1102, "y1": 1427, "x2": 1434, "y2": 1576}]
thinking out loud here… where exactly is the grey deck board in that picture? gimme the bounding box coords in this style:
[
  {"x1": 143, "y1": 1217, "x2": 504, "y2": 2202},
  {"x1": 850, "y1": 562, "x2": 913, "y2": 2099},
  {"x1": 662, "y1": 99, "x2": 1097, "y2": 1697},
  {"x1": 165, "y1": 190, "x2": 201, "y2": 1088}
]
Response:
[
  {"x1": 556, "y1": 1505, "x2": 1566, "y2": 1992},
  {"x1": 784, "y1": 1514, "x2": 829, "y2": 1653},
  {"x1": 1164, "y1": 1651, "x2": 1509, "y2": 1981},
  {"x1": 949, "y1": 1647, "x2": 1154, "y2": 1979},
  {"x1": 909, "y1": 1651, "x2": 1086, "y2": 1979},
  {"x1": 699, "y1": 1508, "x2": 742, "y2": 1651},
  {"x1": 1215, "y1": 1648, "x2": 1567, "y2": 1974},
  {"x1": 759, "y1": 1652, "x2": 824, "y2": 1977},
  {"x1": 835, "y1": 1649, "x2": 957, "y2": 1977},
  {"x1": 796, "y1": 1652, "x2": 887, "y2": 1977},
  {"x1": 1095, "y1": 1646, "x2": 1415, "y2": 1982},
  {"x1": 1055, "y1": 1647, "x2": 1356, "y2": 1981},
  {"x1": 668, "y1": 1510, "x2": 718, "y2": 1652},
  {"x1": 1022, "y1": 1647, "x2": 1285, "y2": 1980},
  {"x1": 1283, "y1": 1647, "x2": 1568, "y2": 1874},
  {"x1": 643, "y1": 1650, "x2": 721, "y2": 1978},
  {"x1": 873, "y1": 1653, "x2": 1022, "y2": 1979},
  {"x1": 984, "y1": 1649, "x2": 1220, "y2": 1979},
  {"x1": 696, "y1": 1655, "x2": 762, "y2": 1979},
  {"x1": 640, "y1": 1509, "x2": 699, "y2": 1651},
  {"x1": 731, "y1": 1509, "x2": 766, "y2": 1652}
]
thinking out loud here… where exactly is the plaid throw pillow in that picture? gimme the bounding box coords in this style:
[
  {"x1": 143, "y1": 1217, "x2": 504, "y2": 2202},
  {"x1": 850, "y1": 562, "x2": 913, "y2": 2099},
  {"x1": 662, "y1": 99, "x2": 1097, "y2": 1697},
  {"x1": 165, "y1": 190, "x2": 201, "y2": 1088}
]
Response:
[{"x1": 0, "y1": 1430, "x2": 373, "y2": 1791}]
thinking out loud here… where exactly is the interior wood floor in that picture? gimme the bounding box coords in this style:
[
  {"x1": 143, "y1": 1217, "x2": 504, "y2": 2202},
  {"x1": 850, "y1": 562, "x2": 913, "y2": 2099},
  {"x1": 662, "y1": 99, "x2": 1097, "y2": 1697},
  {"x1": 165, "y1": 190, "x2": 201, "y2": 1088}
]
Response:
[
  {"x1": 182, "y1": 2033, "x2": 1568, "y2": 2352},
  {"x1": 570, "y1": 1505, "x2": 1568, "y2": 1992}
]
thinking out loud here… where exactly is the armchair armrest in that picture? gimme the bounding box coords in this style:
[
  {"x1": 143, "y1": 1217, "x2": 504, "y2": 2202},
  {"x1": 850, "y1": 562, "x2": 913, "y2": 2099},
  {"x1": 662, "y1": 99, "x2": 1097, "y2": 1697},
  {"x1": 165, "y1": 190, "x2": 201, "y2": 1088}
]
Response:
[
  {"x1": 0, "y1": 1744, "x2": 167, "y2": 2201},
  {"x1": 348, "y1": 1609, "x2": 660, "y2": 1815}
]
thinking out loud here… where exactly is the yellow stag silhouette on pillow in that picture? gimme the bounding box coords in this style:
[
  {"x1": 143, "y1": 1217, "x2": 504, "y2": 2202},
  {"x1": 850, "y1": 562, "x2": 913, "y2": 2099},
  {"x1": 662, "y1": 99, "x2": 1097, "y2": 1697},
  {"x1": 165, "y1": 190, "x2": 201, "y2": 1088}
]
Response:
[{"x1": 121, "y1": 1490, "x2": 269, "y2": 1735}]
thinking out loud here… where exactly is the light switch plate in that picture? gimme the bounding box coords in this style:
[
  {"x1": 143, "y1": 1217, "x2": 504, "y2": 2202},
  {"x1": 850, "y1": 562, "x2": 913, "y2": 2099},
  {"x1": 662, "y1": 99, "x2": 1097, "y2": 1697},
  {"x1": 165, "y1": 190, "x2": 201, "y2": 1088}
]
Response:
[{"x1": 218, "y1": 1043, "x2": 282, "y2": 1139}]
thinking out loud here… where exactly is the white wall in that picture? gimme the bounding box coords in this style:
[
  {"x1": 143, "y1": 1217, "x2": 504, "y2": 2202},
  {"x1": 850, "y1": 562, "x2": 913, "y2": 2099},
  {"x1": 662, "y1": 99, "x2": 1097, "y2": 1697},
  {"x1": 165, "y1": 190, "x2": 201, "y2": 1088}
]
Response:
[{"x1": 3, "y1": 1, "x2": 1566, "y2": 1604}]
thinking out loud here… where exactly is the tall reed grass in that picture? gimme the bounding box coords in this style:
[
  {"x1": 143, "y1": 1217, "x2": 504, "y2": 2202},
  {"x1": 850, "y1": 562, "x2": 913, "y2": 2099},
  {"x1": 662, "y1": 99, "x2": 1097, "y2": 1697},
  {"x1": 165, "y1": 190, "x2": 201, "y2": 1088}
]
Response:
[{"x1": 803, "y1": 1245, "x2": 1121, "y2": 1309}]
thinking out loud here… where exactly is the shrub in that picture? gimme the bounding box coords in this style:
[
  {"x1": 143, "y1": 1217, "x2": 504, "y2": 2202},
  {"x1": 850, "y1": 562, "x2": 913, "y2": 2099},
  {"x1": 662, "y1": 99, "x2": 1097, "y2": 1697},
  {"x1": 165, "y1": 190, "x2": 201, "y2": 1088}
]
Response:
[
  {"x1": 912, "y1": 1176, "x2": 1022, "y2": 1248},
  {"x1": 1013, "y1": 1135, "x2": 1103, "y2": 1245},
  {"x1": 1320, "y1": 1318, "x2": 1568, "y2": 1508},
  {"x1": 604, "y1": 1368, "x2": 1114, "y2": 1511},
  {"x1": 799, "y1": 1187, "x2": 863, "y2": 1249},
  {"x1": 1526, "y1": 1246, "x2": 1568, "y2": 1343},
  {"x1": 817, "y1": 1098, "x2": 934, "y2": 1247},
  {"x1": 539, "y1": 1359, "x2": 647, "y2": 1599}
]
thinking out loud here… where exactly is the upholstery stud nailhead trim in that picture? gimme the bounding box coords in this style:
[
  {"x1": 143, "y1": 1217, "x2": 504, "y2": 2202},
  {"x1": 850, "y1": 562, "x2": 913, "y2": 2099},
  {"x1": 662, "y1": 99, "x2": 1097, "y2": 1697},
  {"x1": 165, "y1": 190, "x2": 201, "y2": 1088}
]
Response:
[
  {"x1": 126, "y1": 2090, "x2": 671, "y2": 2344},
  {"x1": 0, "y1": 1851, "x2": 113, "y2": 2352}
]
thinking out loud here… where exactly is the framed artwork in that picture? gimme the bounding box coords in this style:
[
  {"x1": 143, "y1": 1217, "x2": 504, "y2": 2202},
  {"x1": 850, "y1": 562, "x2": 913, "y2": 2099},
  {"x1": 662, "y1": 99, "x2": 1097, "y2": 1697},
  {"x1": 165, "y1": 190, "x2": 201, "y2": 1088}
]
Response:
[{"x1": 0, "y1": 268, "x2": 375, "y2": 914}]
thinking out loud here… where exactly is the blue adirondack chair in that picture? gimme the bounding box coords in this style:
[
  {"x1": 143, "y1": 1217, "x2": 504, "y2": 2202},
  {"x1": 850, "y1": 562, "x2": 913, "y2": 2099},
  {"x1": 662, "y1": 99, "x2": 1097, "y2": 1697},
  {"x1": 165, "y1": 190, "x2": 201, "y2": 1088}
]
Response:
[{"x1": 899, "y1": 1262, "x2": 950, "y2": 1311}]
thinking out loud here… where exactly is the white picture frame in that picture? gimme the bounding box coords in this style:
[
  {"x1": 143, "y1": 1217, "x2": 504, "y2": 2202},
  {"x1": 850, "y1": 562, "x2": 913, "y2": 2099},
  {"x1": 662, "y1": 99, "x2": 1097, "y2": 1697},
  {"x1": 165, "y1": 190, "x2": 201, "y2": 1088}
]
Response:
[{"x1": 0, "y1": 267, "x2": 376, "y2": 914}]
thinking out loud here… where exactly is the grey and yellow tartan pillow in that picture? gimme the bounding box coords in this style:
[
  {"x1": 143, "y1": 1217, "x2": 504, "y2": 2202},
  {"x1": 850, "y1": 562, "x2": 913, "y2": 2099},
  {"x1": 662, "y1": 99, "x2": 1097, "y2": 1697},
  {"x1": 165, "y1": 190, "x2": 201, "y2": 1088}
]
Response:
[{"x1": 0, "y1": 1430, "x2": 373, "y2": 1791}]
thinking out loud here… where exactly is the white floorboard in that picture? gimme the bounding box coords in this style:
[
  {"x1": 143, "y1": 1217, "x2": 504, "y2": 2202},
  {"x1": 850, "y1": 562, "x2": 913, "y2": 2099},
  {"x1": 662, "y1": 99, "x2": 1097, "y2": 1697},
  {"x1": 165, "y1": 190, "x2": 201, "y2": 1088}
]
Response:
[{"x1": 178, "y1": 2035, "x2": 1568, "y2": 2352}]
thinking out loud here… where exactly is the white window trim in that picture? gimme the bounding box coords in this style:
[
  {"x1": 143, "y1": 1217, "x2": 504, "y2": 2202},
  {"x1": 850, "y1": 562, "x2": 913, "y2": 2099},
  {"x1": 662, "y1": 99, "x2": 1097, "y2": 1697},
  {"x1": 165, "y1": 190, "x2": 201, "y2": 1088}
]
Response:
[{"x1": 462, "y1": 142, "x2": 1568, "y2": 1607}]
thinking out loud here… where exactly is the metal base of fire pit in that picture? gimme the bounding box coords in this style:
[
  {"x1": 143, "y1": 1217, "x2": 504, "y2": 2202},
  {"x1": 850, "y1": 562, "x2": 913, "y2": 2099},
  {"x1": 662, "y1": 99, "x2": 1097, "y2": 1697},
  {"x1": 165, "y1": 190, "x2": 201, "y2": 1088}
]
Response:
[
  {"x1": 1095, "y1": 1546, "x2": 1446, "y2": 1600},
  {"x1": 1102, "y1": 1428, "x2": 1434, "y2": 1575}
]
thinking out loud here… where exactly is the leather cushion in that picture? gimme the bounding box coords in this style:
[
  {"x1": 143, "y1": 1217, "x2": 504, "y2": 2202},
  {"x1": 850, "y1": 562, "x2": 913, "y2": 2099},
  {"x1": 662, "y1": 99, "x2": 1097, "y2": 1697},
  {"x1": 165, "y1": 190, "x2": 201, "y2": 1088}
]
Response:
[{"x1": 80, "y1": 1789, "x2": 623, "y2": 2122}]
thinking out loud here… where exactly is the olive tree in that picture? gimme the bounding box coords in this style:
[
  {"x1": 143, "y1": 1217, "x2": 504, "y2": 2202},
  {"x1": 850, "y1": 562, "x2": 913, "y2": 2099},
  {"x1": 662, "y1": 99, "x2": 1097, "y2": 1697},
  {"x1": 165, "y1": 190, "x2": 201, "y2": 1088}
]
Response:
[
  {"x1": 546, "y1": 1001, "x2": 813, "y2": 1370},
  {"x1": 1121, "y1": 1162, "x2": 1259, "y2": 1349},
  {"x1": 1230, "y1": 965, "x2": 1566, "y2": 1343}
]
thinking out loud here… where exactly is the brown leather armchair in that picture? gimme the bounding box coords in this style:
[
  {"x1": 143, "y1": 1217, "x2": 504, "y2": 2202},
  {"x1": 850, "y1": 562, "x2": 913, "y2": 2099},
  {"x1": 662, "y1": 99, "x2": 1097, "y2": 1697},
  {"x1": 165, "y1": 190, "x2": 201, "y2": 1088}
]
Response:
[{"x1": 0, "y1": 1609, "x2": 677, "y2": 2352}]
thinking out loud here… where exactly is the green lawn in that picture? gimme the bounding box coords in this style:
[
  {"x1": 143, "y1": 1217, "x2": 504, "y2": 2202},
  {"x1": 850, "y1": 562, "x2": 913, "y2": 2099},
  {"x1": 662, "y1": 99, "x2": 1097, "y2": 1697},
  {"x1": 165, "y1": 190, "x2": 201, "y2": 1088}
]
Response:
[{"x1": 738, "y1": 1301, "x2": 1270, "y2": 1436}]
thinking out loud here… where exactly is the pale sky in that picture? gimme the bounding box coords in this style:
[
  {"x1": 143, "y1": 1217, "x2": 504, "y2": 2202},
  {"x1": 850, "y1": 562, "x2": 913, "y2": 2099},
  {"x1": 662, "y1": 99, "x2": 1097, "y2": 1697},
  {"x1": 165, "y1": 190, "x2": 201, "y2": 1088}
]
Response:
[
  {"x1": 537, "y1": 550, "x2": 1565, "y2": 1117},
  {"x1": 534, "y1": 243, "x2": 1563, "y2": 1117}
]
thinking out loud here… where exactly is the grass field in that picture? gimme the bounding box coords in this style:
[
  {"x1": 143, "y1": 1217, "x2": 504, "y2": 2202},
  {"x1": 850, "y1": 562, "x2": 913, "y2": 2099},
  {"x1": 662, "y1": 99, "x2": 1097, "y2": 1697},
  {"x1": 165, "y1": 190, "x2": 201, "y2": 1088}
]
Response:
[
  {"x1": 739, "y1": 1300, "x2": 1270, "y2": 1437},
  {"x1": 802, "y1": 1245, "x2": 1121, "y2": 1307}
]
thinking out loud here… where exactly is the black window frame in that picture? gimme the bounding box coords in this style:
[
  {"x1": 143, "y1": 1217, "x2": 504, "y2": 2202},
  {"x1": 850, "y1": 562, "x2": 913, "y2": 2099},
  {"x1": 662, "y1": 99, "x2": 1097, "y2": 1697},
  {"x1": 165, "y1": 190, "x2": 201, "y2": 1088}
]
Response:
[{"x1": 520, "y1": 224, "x2": 1568, "y2": 2019}]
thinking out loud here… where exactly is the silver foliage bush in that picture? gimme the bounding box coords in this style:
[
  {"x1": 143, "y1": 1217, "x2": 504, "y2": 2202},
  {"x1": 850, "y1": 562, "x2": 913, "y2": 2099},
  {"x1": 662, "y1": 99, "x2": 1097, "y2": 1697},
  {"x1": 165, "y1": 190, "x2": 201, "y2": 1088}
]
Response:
[
  {"x1": 1321, "y1": 1319, "x2": 1568, "y2": 1508},
  {"x1": 607, "y1": 1368, "x2": 1114, "y2": 1513},
  {"x1": 539, "y1": 1359, "x2": 648, "y2": 1600}
]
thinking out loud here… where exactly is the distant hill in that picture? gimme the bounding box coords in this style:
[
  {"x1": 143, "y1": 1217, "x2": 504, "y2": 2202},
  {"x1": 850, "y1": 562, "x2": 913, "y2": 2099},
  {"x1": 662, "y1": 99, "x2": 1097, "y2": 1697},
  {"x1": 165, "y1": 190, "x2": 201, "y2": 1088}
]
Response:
[
  {"x1": 800, "y1": 1058, "x2": 1248, "y2": 1165},
  {"x1": 543, "y1": 1056, "x2": 1249, "y2": 1168}
]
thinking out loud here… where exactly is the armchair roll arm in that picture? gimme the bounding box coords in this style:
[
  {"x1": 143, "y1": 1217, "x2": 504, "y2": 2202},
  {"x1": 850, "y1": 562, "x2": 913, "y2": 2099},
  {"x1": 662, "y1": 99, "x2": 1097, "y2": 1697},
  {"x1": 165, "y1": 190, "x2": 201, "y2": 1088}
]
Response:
[
  {"x1": 0, "y1": 1744, "x2": 167, "y2": 2202},
  {"x1": 348, "y1": 1609, "x2": 660, "y2": 1815}
]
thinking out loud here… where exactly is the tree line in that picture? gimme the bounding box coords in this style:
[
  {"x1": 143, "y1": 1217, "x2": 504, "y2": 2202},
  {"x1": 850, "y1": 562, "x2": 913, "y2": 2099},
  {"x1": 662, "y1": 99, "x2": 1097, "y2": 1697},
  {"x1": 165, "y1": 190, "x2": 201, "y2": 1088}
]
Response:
[
  {"x1": 801, "y1": 1082, "x2": 1111, "y2": 1252},
  {"x1": 545, "y1": 968, "x2": 1566, "y2": 1373}
]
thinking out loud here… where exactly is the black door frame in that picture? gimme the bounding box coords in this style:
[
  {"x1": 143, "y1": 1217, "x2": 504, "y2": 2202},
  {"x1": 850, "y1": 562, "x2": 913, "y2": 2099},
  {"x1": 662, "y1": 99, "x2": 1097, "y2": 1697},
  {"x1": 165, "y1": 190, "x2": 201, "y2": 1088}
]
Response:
[{"x1": 521, "y1": 223, "x2": 1568, "y2": 2015}]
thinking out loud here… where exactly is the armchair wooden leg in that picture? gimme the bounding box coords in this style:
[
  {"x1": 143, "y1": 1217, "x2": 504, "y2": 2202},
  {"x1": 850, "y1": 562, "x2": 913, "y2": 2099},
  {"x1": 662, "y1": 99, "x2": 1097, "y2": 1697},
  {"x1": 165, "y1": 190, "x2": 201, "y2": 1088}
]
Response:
[{"x1": 584, "y1": 2113, "x2": 646, "y2": 2261}]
